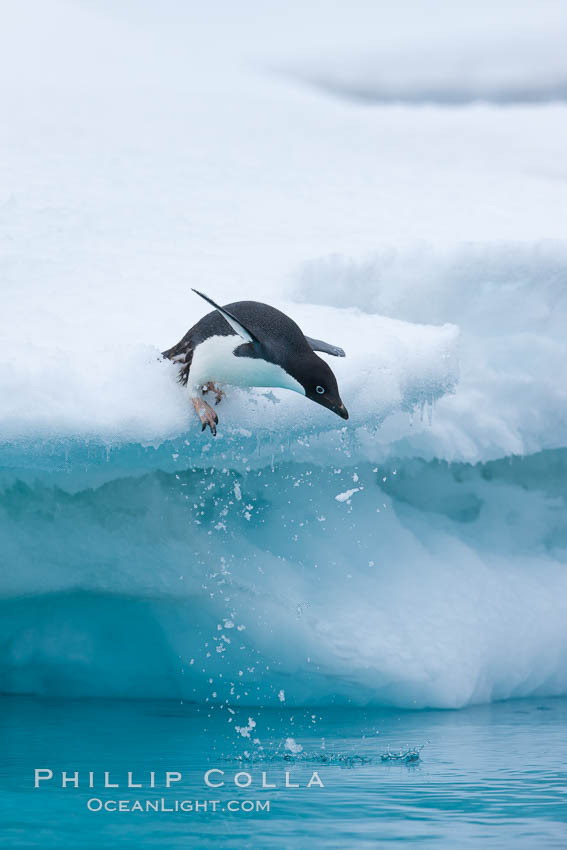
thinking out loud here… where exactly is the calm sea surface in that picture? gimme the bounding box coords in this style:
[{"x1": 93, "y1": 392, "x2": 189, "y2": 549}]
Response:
[{"x1": 1, "y1": 695, "x2": 566, "y2": 848}]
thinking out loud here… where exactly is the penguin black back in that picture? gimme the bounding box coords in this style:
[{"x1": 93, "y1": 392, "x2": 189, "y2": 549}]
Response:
[{"x1": 162, "y1": 300, "x2": 313, "y2": 384}]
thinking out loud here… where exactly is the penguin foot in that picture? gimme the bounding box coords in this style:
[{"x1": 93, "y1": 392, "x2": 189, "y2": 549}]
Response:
[
  {"x1": 192, "y1": 397, "x2": 219, "y2": 436},
  {"x1": 202, "y1": 381, "x2": 224, "y2": 405}
]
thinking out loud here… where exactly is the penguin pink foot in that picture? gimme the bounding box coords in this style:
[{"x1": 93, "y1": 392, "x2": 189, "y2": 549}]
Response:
[
  {"x1": 191, "y1": 397, "x2": 219, "y2": 435},
  {"x1": 202, "y1": 381, "x2": 225, "y2": 405}
]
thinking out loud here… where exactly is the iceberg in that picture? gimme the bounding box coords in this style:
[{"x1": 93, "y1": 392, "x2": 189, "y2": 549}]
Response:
[
  {"x1": 1, "y1": 0, "x2": 567, "y2": 709},
  {"x1": 1, "y1": 293, "x2": 566, "y2": 709},
  {"x1": 2, "y1": 440, "x2": 567, "y2": 708}
]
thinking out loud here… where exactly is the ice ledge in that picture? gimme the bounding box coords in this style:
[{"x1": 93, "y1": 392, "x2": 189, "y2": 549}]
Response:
[{"x1": 0, "y1": 310, "x2": 458, "y2": 465}]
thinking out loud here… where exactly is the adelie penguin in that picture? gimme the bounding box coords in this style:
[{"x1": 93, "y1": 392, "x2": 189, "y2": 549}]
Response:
[{"x1": 162, "y1": 289, "x2": 349, "y2": 435}]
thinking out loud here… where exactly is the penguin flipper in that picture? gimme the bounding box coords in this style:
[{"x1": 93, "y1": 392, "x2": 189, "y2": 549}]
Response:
[
  {"x1": 192, "y1": 289, "x2": 260, "y2": 345},
  {"x1": 305, "y1": 336, "x2": 346, "y2": 358}
]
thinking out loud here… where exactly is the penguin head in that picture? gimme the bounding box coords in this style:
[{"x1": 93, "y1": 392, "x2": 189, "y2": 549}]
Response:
[{"x1": 295, "y1": 355, "x2": 348, "y2": 420}]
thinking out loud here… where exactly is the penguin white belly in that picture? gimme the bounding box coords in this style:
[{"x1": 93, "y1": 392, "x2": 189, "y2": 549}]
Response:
[{"x1": 189, "y1": 335, "x2": 305, "y2": 394}]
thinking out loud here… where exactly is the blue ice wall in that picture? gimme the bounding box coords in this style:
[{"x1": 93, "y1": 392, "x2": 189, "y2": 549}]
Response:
[{"x1": 1, "y1": 440, "x2": 566, "y2": 708}]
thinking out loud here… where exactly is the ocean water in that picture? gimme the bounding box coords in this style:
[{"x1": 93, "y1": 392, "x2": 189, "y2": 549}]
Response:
[{"x1": 1, "y1": 695, "x2": 566, "y2": 848}]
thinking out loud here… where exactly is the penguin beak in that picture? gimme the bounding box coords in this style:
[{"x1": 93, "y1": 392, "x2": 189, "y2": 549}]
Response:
[
  {"x1": 323, "y1": 398, "x2": 348, "y2": 420},
  {"x1": 309, "y1": 390, "x2": 349, "y2": 420}
]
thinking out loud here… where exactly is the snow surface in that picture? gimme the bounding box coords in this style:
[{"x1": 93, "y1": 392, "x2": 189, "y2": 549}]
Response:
[
  {"x1": 1, "y1": 1, "x2": 566, "y2": 460},
  {"x1": 1, "y1": 0, "x2": 567, "y2": 708}
]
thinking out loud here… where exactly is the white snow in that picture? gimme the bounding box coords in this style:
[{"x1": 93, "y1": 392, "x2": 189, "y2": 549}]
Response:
[
  {"x1": 335, "y1": 488, "x2": 360, "y2": 503},
  {"x1": 235, "y1": 717, "x2": 257, "y2": 739},
  {"x1": 1, "y1": 1, "x2": 566, "y2": 462},
  {"x1": 283, "y1": 1, "x2": 567, "y2": 105},
  {"x1": 285, "y1": 737, "x2": 303, "y2": 754}
]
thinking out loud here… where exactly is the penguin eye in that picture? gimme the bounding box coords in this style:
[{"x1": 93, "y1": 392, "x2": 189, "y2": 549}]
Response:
[{"x1": 316, "y1": 385, "x2": 325, "y2": 394}]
